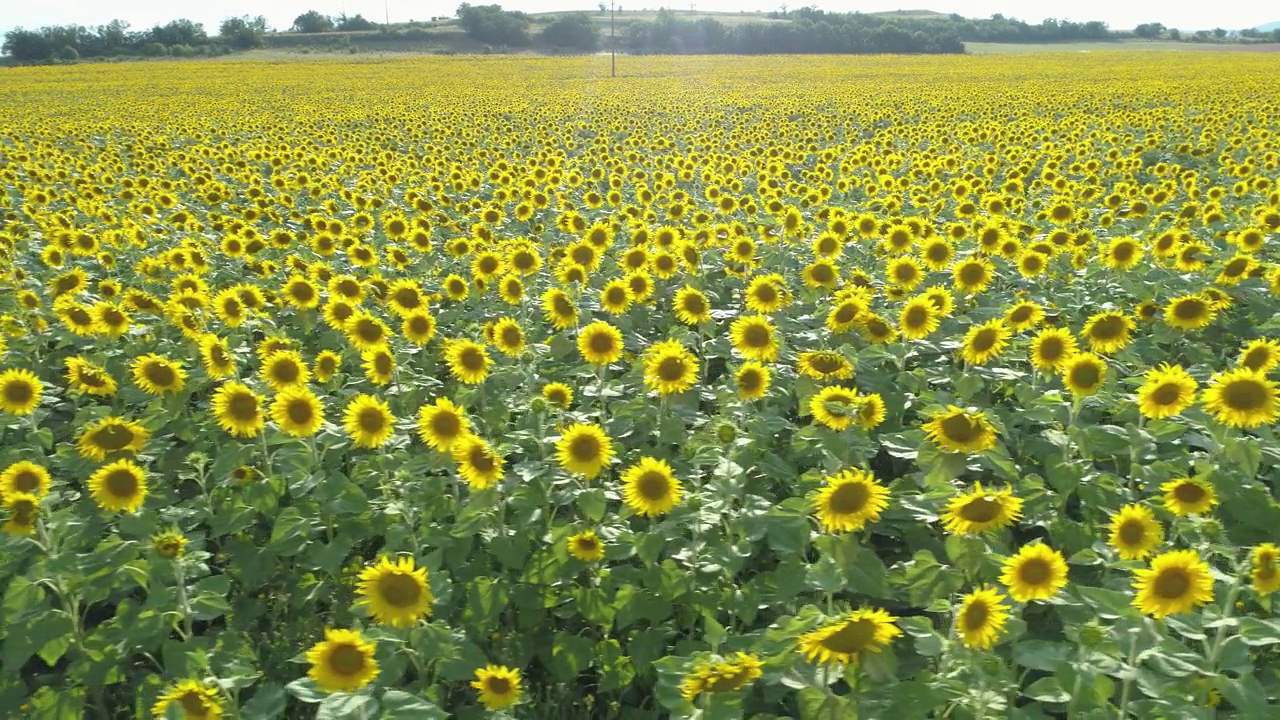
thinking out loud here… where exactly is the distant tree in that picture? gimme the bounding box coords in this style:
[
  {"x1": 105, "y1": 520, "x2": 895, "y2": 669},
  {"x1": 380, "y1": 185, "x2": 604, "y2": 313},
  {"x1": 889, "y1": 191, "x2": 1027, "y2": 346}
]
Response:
[
  {"x1": 540, "y1": 13, "x2": 600, "y2": 52},
  {"x1": 55, "y1": 44, "x2": 79, "y2": 61},
  {"x1": 335, "y1": 14, "x2": 379, "y2": 31},
  {"x1": 220, "y1": 15, "x2": 268, "y2": 49},
  {"x1": 456, "y1": 4, "x2": 531, "y2": 46},
  {"x1": 291, "y1": 11, "x2": 334, "y2": 33},
  {"x1": 1169, "y1": 28, "x2": 1182, "y2": 41},
  {"x1": 1213, "y1": 27, "x2": 1227, "y2": 38},
  {"x1": 148, "y1": 19, "x2": 207, "y2": 46},
  {"x1": 599, "y1": 2, "x2": 607, "y2": 14},
  {"x1": 3, "y1": 29, "x2": 55, "y2": 61},
  {"x1": 1133, "y1": 22, "x2": 1164, "y2": 39}
]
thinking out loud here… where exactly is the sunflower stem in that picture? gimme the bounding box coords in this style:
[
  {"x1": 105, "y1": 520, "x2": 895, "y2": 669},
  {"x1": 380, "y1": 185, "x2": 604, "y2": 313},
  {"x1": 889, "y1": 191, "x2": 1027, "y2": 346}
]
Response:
[
  {"x1": 1117, "y1": 631, "x2": 1139, "y2": 719},
  {"x1": 1206, "y1": 575, "x2": 1243, "y2": 670},
  {"x1": 174, "y1": 559, "x2": 194, "y2": 640}
]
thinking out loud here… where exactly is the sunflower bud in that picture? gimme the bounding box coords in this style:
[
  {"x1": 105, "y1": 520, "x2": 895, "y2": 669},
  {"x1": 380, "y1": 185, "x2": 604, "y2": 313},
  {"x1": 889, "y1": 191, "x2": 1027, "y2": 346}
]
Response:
[
  {"x1": 716, "y1": 422, "x2": 737, "y2": 444},
  {"x1": 530, "y1": 397, "x2": 547, "y2": 413},
  {"x1": 1076, "y1": 621, "x2": 1105, "y2": 648}
]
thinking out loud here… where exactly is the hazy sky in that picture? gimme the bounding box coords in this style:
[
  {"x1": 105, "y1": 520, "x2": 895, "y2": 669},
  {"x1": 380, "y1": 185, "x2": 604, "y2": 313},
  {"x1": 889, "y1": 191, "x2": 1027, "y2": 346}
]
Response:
[{"x1": 0, "y1": 0, "x2": 1273, "y2": 34}]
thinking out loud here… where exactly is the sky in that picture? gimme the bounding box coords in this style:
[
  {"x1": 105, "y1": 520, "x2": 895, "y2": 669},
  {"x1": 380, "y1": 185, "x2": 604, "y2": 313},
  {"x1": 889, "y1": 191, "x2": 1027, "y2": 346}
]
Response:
[{"x1": 0, "y1": 0, "x2": 1273, "y2": 35}]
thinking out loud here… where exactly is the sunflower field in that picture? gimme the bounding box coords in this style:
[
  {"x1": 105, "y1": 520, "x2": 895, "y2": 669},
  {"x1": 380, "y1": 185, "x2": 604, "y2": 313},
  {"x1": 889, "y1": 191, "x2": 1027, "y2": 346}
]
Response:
[{"x1": 2, "y1": 51, "x2": 1280, "y2": 719}]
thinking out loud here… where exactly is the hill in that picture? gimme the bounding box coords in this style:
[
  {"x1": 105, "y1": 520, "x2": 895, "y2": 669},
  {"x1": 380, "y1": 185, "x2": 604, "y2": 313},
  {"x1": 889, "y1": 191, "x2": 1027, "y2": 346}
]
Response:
[{"x1": 1256, "y1": 21, "x2": 1280, "y2": 32}]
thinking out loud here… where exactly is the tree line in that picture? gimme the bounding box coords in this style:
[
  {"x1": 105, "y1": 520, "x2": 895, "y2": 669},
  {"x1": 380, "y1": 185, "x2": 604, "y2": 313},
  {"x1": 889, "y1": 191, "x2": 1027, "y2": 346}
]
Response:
[{"x1": 2, "y1": 16, "x2": 276, "y2": 62}]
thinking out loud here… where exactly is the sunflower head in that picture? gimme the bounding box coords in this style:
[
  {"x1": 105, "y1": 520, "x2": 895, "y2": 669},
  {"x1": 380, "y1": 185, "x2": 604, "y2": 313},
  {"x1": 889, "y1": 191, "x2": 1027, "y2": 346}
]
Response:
[
  {"x1": 356, "y1": 555, "x2": 433, "y2": 627},
  {"x1": 942, "y1": 482, "x2": 1022, "y2": 536},
  {"x1": 471, "y1": 665, "x2": 523, "y2": 711},
  {"x1": 1132, "y1": 549, "x2": 1215, "y2": 618},
  {"x1": 813, "y1": 468, "x2": 890, "y2": 533},
  {"x1": 306, "y1": 628, "x2": 380, "y2": 693},
  {"x1": 922, "y1": 406, "x2": 998, "y2": 454}
]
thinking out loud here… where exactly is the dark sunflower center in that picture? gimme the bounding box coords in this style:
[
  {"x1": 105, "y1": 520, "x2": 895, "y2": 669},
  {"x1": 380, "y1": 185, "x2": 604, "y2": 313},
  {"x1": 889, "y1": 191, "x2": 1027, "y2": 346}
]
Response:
[
  {"x1": 145, "y1": 363, "x2": 177, "y2": 388},
  {"x1": 605, "y1": 287, "x2": 627, "y2": 305},
  {"x1": 904, "y1": 306, "x2": 929, "y2": 328},
  {"x1": 469, "y1": 446, "x2": 495, "y2": 472},
  {"x1": 739, "y1": 370, "x2": 761, "y2": 391},
  {"x1": 1225, "y1": 258, "x2": 1248, "y2": 276},
  {"x1": 589, "y1": 332, "x2": 616, "y2": 354},
  {"x1": 1222, "y1": 378, "x2": 1266, "y2": 410},
  {"x1": 822, "y1": 619, "x2": 875, "y2": 654},
  {"x1": 1173, "y1": 299, "x2": 1207, "y2": 320},
  {"x1": 1018, "y1": 558, "x2": 1051, "y2": 586},
  {"x1": 959, "y1": 263, "x2": 985, "y2": 285},
  {"x1": 636, "y1": 471, "x2": 671, "y2": 500},
  {"x1": 332, "y1": 304, "x2": 354, "y2": 322},
  {"x1": 553, "y1": 296, "x2": 574, "y2": 315},
  {"x1": 287, "y1": 400, "x2": 314, "y2": 425},
  {"x1": 939, "y1": 413, "x2": 983, "y2": 442},
  {"x1": 828, "y1": 482, "x2": 870, "y2": 514},
  {"x1": 68, "y1": 307, "x2": 94, "y2": 325},
  {"x1": 893, "y1": 264, "x2": 917, "y2": 282},
  {"x1": 1070, "y1": 363, "x2": 1101, "y2": 388},
  {"x1": 377, "y1": 572, "x2": 422, "y2": 607},
  {"x1": 374, "y1": 354, "x2": 392, "y2": 374},
  {"x1": 1009, "y1": 306, "x2": 1033, "y2": 324},
  {"x1": 290, "y1": 283, "x2": 315, "y2": 303},
  {"x1": 178, "y1": 691, "x2": 208, "y2": 717},
  {"x1": 501, "y1": 327, "x2": 522, "y2": 347},
  {"x1": 431, "y1": 411, "x2": 462, "y2": 437},
  {"x1": 1242, "y1": 349, "x2": 1271, "y2": 371},
  {"x1": 834, "y1": 304, "x2": 858, "y2": 323},
  {"x1": 683, "y1": 295, "x2": 707, "y2": 314},
  {"x1": 101, "y1": 309, "x2": 126, "y2": 326},
  {"x1": 657, "y1": 356, "x2": 687, "y2": 382},
  {"x1": 1113, "y1": 243, "x2": 1135, "y2": 261},
  {"x1": 1039, "y1": 337, "x2": 1064, "y2": 361},
  {"x1": 1150, "y1": 383, "x2": 1183, "y2": 406},
  {"x1": 356, "y1": 321, "x2": 383, "y2": 343},
  {"x1": 1153, "y1": 568, "x2": 1192, "y2": 599},
  {"x1": 742, "y1": 324, "x2": 770, "y2": 348},
  {"x1": 959, "y1": 496, "x2": 1001, "y2": 523},
  {"x1": 754, "y1": 284, "x2": 778, "y2": 303},
  {"x1": 96, "y1": 423, "x2": 138, "y2": 450},
  {"x1": 1118, "y1": 519, "x2": 1145, "y2": 546},
  {"x1": 961, "y1": 599, "x2": 990, "y2": 630},
  {"x1": 570, "y1": 435, "x2": 600, "y2": 462},
  {"x1": 329, "y1": 644, "x2": 367, "y2": 676},
  {"x1": 1090, "y1": 316, "x2": 1125, "y2": 340},
  {"x1": 1173, "y1": 482, "x2": 1206, "y2": 504},
  {"x1": 409, "y1": 316, "x2": 430, "y2": 335},
  {"x1": 358, "y1": 408, "x2": 387, "y2": 433},
  {"x1": 810, "y1": 354, "x2": 845, "y2": 373},
  {"x1": 105, "y1": 469, "x2": 138, "y2": 498},
  {"x1": 272, "y1": 360, "x2": 300, "y2": 384},
  {"x1": 4, "y1": 381, "x2": 34, "y2": 404},
  {"x1": 970, "y1": 329, "x2": 998, "y2": 353},
  {"x1": 576, "y1": 537, "x2": 599, "y2": 552},
  {"x1": 460, "y1": 348, "x2": 485, "y2": 371},
  {"x1": 487, "y1": 677, "x2": 512, "y2": 695},
  {"x1": 12, "y1": 470, "x2": 41, "y2": 493}
]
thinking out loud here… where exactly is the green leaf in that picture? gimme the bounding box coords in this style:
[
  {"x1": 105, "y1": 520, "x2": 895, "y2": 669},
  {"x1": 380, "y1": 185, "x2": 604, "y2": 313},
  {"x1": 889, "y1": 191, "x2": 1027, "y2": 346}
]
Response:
[
  {"x1": 1013, "y1": 640, "x2": 1072, "y2": 672},
  {"x1": 317, "y1": 693, "x2": 378, "y2": 720},
  {"x1": 284, "y1": 678, "x2": 327, "y2": 704},
  {"x1": 380, "y1": 690, "x2": 447, "y2": 719},
  {"x1": 1023, "y1": 676, "x2": 1070, "y2": 703},
  {"x1": 576, "y1": 488, "x2": 607, "y2": 523},
  {"x1": 268, "y1": 507, "x2": 313, "y2": 556},
  {"x1": 240, "y1": 683, "x2": 287, "y2": 720},
  {"x1": 1237, "y1": 616, "x2": 1280, "y2": 646}
]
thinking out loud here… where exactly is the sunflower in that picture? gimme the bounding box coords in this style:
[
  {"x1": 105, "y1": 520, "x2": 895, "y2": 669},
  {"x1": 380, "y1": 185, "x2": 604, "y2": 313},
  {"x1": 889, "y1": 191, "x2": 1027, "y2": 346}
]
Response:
[
  {"x1": 658, "y1": 287, "x2": 710, "y2": 328},
  {"x1": 345, "y1": 312, "x2": 391, "y2": 352},
  {"x1": 999, "y1": 542, "x2": 1069, "y2": 602},
  {"x1": 797, "y1": 608, "x2": 902, "y2": 666},
  {"x1": 941, "y1": 482, "x2": 1023, "y2": 536},
  {"x1": 1108, "y1": 504, "x2": 1164, "y2": 560},
  {"x1": 356, "y1": 555, "x2": 433, "y2": 628},
  {"x1": 812, "y1": 468, "x2": 889, "y2": 533},
  {"x1": 443, "y1": 274, "x2": 470, "y2": 301},
  {"x1": 898, "y1": 296, "x2": 940, "y2": 340},
  {"x1": 577, "y1": 321, "x2": 624, "y2": 366},
  {"x1": 960, "y1": 319, "x2": 1011, "y2": 366},
  {"x1": 198, "y1": 335, "x2": 236, "y2": 379},
  {"x1": 314, "y1": 350, "x2": 342, "y2": 383},
  {"x1": 1136, "y1": 364, "x2": 1197, "y2": 420},
  {"x1": 306, "y1": 628, "x2": 379, "y2": 693},
  {"x1": 322, "y1": 299, "x2": 359, "y2": 330},
  {"x1": 730, "y1": 314, "x2": 779, "y2": 362},
  {"x1": 1238, "y1": 338, "x2": 1280, "y2": 373},
  {"x1": 152, "y1": 529, "x2": 188, "y2": 560},
  {"x1": 91, "y1": 301, "x2": 131, "y2": 338},
  {"x1": 1201, "y1": 368, "x2": 1278, "y2": 429},
  {"x1": 1061, "y1": 353, "x2": 1107, "y2": 397},
  {"x1": 76, "y1": 416, "x2": 150, "y2": 461},
  {"x1": 1160, "y1": 477, "x2": 1217, "y2": 516},
  {"x1": 260, "y1": 350, "x2": 309, "y2": 392},
  {"x1": 401, "y1": 310, "x2": 437, "y2": 345},
  {"x1": 343, "y1": 395, "x2": 396, "y2": 449},
  {"x1": 0, "y1": 368, "x2": 42, "y2": 415},
  {"x1": 1163, "y1": 293, "x2": 1217, "y2": 331},
  {"x1": 451, "y1": 435, "x2": 504, "y2": 489},
  {"x1": 64, "y1": 357, "x2": 117, "y2": 396},
  {"x1": 853, "y1": 393, "x2": 887, "y2": 430},
  {"x1": 919, "y1": 237, "x2": 955, "y2": 271},
  {"x1": 1004, "y1": 300, "x2": 1044, "y2": 332},
  {"x1": 802, "y1": 259, "x2": 840, "y2": 290},
  {"x1": 536, "y1": 383, "x2": 571, "y2": 410},
  {"x1": 445, "y1": 340, "x2": 491, "y2": 385},
  {"x1": 2, "y1": 491, "x2": 38, "y2": 536},
  {"x1": 809, "y1": 386, "x2": 861, "y2": 431},
  {"x1": 955, "y1": 587, "x2": 1010, "y2": 650},
  {"x1": 270, "y1": 387, "x2": 325, "y2": 437},
  {"x1": 826, "y1": 297, "x2": 867, "y2": 333},
  {"x1": 859, "y1": 313, "x2": 898, "y2": 344},
  {"x1": 361, "y1": 347, "x2": 395, "y2": 386},
  {"x1": 490, "y1": 317, "x2": 526, "y2": 357},
  {"x1": 87, "y1": 459, "x2": 148, "y2": 513},
  {"x1": 471, "y1": 665, "x2": 522, "y2": 712},
  {"x1": 556, "y1": 423, "x2": 613, "y2": 479},
  {"x1": 953, "y1": 257, "x2": 994, "y2": 294},
  {"x1": 131, "y1": 354, "x2": 185, "y2": 396},
  {"x1": 640, "y1": 339, "x2": 699, "y2": 395},
  {"x1": 885, "y1": 256, "x2": 925, "y2": 290},
  {"x1": 567, "y1": 529, "x2": 605, "y2": 562},
  {"x1": 735, "y1": 361, "x2": 771, "y2": 400},
  {"x1": 540, "y1": 288, "x2": 578, "y2": 330},
  {"x1": 1251, "y1": 544, "x2": 1280, "y2": 596},
  {"x1": 797, "y1": 351, "x2": 854, "y2": 380},
  {"x1": 417, "y1": 398, "x2": 471, "y2": 451},
  {"x1": 1132, "y1": 549, "x2": 1215, "y2": 618},
  {"x1": 679, "y1": 653, "x2": 763, "y2": 699},
  {"x1": 281, "y1": 275, "x2": 320, "y2": 310},
  {"x1": 922, "y1": 406, "x2": 998, "y2": 454},
  {"x1": 622, "y1": 456, "x2": 683, "y2": 517},
  {"x1": 745, "y1": 273, "x2": 790, "y2": 313},
  {"x1": 0, "y1": 460, "x2": 48, "y2": 508},
  {"x1": 151, "y1": 680, "x2": 223, "y2": 720},
  {"x1": 599, "y1": 280, "x2": 632, "y2": 315},
  {"x1": 1030, "y1": 327, "x2": 1079, "y2": 372},
  {"x1": 1082, "y1": 311, "x2": 1134, "y2": 354},
  {"x1": 923, "y1": 285, "x2": 955, "y2": 317}
]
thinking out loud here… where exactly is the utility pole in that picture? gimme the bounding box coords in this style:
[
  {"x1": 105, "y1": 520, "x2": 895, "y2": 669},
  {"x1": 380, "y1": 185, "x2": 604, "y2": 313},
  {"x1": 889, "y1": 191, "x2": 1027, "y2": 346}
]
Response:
[
  {"x1": 385, "y1": 0, "x2": 390, "y2": 25},
  {"x1": 610, "y1": 0, "x2": 616, "y2": 77}
]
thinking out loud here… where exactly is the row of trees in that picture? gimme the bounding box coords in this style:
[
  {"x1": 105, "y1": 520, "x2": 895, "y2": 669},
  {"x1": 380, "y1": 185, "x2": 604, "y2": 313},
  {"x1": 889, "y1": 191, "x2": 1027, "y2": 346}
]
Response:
[
  {"x1": 288, "y1": 11, "x2": 379, "y2": 34},
  {"x1": 2, "y1": 16, "x2": 270, "y2": 62},
  {"x1": 624, "y1": 9, "x2": 963, "y2": 54},
  {"x1": 456, "y1": 4, "x2": 600, "y2": 52}
]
